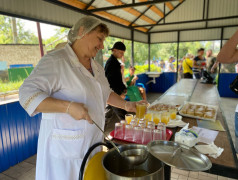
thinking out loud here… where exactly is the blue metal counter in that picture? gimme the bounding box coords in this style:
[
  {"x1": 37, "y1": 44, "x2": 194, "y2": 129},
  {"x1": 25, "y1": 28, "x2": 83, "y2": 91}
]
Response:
[{"x1": 0, "y1": 101, "x2": 41, "y2": 172}]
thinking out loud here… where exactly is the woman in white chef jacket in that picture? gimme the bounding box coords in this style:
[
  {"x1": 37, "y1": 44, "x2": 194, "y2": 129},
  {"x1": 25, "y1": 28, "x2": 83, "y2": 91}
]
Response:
[{"x1": 19, "y1": 16, "x2": 139, "y2": 180}]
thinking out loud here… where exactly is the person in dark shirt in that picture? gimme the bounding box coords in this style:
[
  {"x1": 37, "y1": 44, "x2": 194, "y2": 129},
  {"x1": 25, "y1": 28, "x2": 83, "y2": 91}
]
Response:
[
  {"x1": 206, "y1": 49, "x2": 217, "y2": 81},
  {"x1": 193, "y1": 48, "x2": 206, "y2": 79},
  {"x1": 105, "y1": 41, "x2": 127, "y2": 121},
  {"x1": 105, "y1": 41, "x2": 127, "y2": 95}
]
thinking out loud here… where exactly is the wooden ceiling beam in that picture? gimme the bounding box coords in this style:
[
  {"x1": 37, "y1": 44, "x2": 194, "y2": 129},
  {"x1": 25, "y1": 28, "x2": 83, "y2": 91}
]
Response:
[
  {"x1": 59, "y1": 0, "x2": 87, "y2": 9},
  {"x1": 138, "y1": 0, "x2": 164, "y2": 18},
  {"x1": 59, "y1": 0, "x2": 148, "y2": 32},
  {"x1": 95, "y1": 12, "x2": 148, "y2": 32},
  {"x1": 165, "y1": 2, "x2": 174, "y2": 10},
  {"x1": 134, "y1": 27, "x2": 148, "y2": 32},
  {"x1": 147, "y1": 0, "x2": 185, "y2": 32},
  {"x1": 89, "y1": 0, "x2": 178, "y2": 12},
  {"x1": 150, "y1": 5, "x2": 164, "y2": 18},
  {"x1": 84, "y1": 0, "x2": 96, "y2": 10},
  {"x1": 105, "y1": 0, "x2": 156, "y2": 24},
  {"x1": 130, "y1": 5, "x2": 152, "y2": 26},
  {"x1": 94, "y1": 11, "x2": 131, "y2": 26}
]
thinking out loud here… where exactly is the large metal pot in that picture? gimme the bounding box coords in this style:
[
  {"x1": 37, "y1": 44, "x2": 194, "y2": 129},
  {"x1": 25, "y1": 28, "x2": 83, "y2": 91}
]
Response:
[
  {"x1": 79, "y1": 143, "x2": 164, "y2": 180},
  {"x1": 79, "y1": 141, "x2": 212, "y2": 180},
  {"x1": 102, "y1": 144, "x2": 164, "y2": 180}
]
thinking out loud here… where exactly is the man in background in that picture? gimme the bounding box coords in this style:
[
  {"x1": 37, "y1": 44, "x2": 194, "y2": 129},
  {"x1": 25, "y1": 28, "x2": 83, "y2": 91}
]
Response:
[
  {"x1": 105, "y1": 41, "x2": 127, "y2": 121},
  {"x1": 206, "y1": 49, "x2": 217, "y2": 81},
  {"x1": 193, "y1": 48, "x2": 206, "y2": 79}
]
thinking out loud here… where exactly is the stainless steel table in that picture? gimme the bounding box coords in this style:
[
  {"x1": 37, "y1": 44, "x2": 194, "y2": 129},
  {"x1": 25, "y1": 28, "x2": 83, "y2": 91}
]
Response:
[
  {"x1": 153, "y1": 79, "x2": 238, "y2": 179},
  {"x1": 111, "y1": 79, "x2": 238, "y2": 179}
]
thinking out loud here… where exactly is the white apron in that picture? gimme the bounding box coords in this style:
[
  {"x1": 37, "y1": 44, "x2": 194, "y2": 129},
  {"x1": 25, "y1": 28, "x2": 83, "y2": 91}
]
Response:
[
  {"x1": 37, "y1": 68, "x2": 107, "y2": 180},
  {"x1": 19, "y1": 44, "x2": 111, "y2": 180}
]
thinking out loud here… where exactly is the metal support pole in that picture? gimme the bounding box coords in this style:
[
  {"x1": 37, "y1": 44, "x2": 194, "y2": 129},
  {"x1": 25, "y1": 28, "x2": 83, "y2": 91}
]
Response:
[
  {"x1": 148, "y1": 33, "x2": 151, "y2": 72},
  {"x1": 176, "y1": 31, "x2": 180, "y2": 82},
  {"x1": 217, "y1": 27, "x2": 224, "y2": 90},
  {"x1": 11, "y1": 17, "x2": 17, "y2": 44},
  {"x1": 202, "y1": 0, "x2": 206, "y2": 20},
  {"x1": 131, "y1": 29, "x2": 134, "y2": 66},
  {"x1": 205, "y1": 0, "x2": 210, "y2": 28},
  {"x1": 36, "y1": 22, "x2": 44, "y2": 57}
]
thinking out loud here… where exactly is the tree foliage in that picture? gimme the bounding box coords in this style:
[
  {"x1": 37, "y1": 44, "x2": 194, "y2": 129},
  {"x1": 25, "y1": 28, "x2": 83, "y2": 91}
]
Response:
[
  {"x1": 0, "y1": 14, "x2": 69, "y2": 50},
  {"x1": 43, "y1": 27, "x2": 69, "y2": 51},
  {"x1": 0, "y1": 15, "x2": 38, "y2": 44},
  {"x1": 135, "y1": 64, "x2": 161, "y2": 74}
]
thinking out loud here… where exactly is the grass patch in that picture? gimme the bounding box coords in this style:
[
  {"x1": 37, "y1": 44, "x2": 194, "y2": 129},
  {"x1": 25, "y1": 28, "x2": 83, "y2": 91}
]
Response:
[{"x1": 0, "y1": 80, "x2": 23, "y2": 93}]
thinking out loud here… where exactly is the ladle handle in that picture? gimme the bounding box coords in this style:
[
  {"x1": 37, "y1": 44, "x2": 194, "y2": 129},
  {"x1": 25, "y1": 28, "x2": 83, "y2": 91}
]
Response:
[
  {"x1": 92, "y1": 119, "x2": 108, "y2": 138},
  {"x1": 91, "y1": 119, "x2": 120, "y2": 153}
]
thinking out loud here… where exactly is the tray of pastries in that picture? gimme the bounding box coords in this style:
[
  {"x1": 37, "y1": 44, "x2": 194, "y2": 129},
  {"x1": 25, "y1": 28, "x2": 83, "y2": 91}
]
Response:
[
  {"x1": 148, "y1": 103, "x2": 181, "y2": 112},
  {"x1": 179, "y1": 102, "x2": 218, "y2": 121}
]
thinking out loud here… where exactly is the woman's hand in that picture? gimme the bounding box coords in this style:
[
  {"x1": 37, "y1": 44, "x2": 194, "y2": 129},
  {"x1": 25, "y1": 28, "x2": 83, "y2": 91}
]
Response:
[
  {"x1": 125, "y1": 101, "x2": 136, "y2": 112},
  {"x1": 133, "y1": 76, "x2": 138, "y2": 81},
  {"x1": 67, "y1": 102, "x2": 93, "y2": 124},
  {"x1": 131, "y1": 76, "x2": 138, "y2": 85},
  {"x1": 125, "y1": 100, "x2": 149, "y2": 113}
]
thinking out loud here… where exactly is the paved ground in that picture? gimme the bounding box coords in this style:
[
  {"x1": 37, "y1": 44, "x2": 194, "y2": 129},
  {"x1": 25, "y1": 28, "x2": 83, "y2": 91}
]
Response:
[{"x1": 0, "y1": 92, "x2": 237, "y2": 180}]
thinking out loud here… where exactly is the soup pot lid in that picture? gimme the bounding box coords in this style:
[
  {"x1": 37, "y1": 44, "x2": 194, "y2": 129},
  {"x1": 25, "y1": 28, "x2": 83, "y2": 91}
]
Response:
[{"x1": 147, "y1": 141, "x2": 212, "y2": 171}]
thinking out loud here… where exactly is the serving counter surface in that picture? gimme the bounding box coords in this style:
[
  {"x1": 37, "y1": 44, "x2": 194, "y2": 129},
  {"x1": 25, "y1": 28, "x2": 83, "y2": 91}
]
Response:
[{"x1": 111, "y1": 79, "x2": 238, "y2": 179}]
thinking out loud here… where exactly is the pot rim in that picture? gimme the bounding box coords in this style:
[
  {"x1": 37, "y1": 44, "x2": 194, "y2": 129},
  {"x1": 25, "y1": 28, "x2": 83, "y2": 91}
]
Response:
[{"x1": 102, "y1": 144, "x2": 164, "y2": 179}]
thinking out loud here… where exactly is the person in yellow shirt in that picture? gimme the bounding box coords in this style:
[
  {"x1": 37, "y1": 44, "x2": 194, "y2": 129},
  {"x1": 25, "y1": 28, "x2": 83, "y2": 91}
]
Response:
[{"x1": 183, "y1": 54, "x2": 193, "y2": 79}]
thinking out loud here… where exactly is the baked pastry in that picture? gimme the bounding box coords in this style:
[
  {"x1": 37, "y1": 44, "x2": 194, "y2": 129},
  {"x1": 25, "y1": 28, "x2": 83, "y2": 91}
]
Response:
[
  {"x1": 181, "y1": 108, "x2": 187, "y2": 114},
  {"x1": 187, "y1": 109, "x2": 194, "y2": 116},
  {"x1": 206, "y1": 110, "x2": 215, "y2": 116},
  {"x1": 189, "y1": 105, "x2": 196, "y2": 110},
  {"x1": 204, "y1": 111, "x2": 213, "y2": 119},
  {"x1": 170, "y1": 105, "x2": 176, "y2": 109},
  {"x1": 196, "y1": 107, "x2": 205, "y2": 113},
  {"x1": 149, "y1": 103, "x2": 181, "y2": 112},
  {"x1": 195, "y1": 111, "x2": 203, "y2": 117},
  {"x1": 180, "y1": 104, "x2": 189, "y2": 114},
  {"x1": 205, "y1": 107, "x2": 215, "y2": 112},
  {"x1": 161, "y1": 107, "x2": 168, "y2": 111}
]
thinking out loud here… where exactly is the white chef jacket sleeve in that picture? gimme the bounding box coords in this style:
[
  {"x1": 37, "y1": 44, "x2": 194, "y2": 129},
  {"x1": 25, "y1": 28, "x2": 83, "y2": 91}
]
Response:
[{"x1": 19, "y1": 55, "x2": 61, "y2": 116}]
